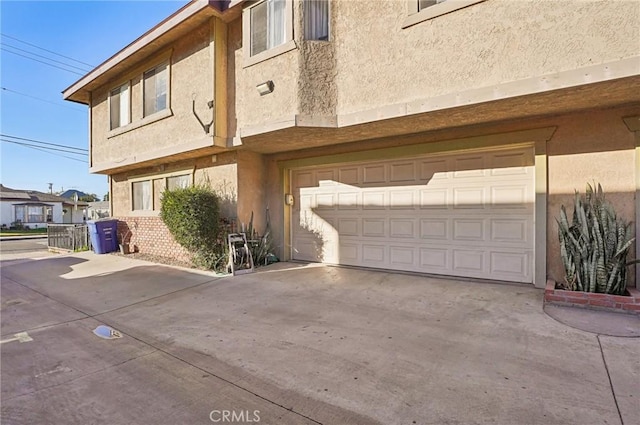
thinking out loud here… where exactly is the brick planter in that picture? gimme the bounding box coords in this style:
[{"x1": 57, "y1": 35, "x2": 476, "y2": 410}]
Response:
[{"x1": 544, "y1": 280, "x2": 640, "y2": 314}]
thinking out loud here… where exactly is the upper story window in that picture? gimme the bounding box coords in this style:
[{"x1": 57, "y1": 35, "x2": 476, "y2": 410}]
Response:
[
  {"x1": 404, "y1": 0, "x2": 485, "y2": 28},
  {"x1": 250, "y1": 0, "x2": 286, "y2": 56},
  {"x1": 243, "y1": 0, "x2": 294, "y2": 66},
  {"x1": 143, "y1": 62, "x2": 168, "y2": 117},
  {"x1": 109, "y1": 83, "x2": 130, "y2": 130},
  {"x1": 304, "y1": 0, "x2": 329, "y2": 40},
  {"x1": 418, "y1": 0, "x2": 445, "y2": 10}
]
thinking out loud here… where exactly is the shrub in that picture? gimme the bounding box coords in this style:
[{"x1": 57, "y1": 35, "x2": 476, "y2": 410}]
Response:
[
  {"x1": 160, "y1": 185, "x2": 223, "y2": 269},
  {"x1": 557, "y1": 183, "x2": 635, "y2": 295}
]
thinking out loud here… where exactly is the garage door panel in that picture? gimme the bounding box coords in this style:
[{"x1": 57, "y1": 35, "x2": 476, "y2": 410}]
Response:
[
  {"x1": 490, "y1": 185, "x2": 530, "y2": 208},
  {"x1": 490, "y1": 219, "x2": 529, "y2": 243},
  {"x1": 419, "y1": 188, "x2": 448, "y2": 209},
  {"x1": 337, "y1": 192, "x2": 359, "y2": 209},
  {"x1": 316, "y1": 169, "x2": 335, "y2": 183},
  {"x1": 453, "y1": 219, "x2": 485, "y2": 241},
  {"x1": 389, "y1": 219, "x2": 415, "y2": 238},
  {"x1": 291, "y1": 147, "x2": 534, "y2": 283},
  {"x1": 389, "y1": 191, "x2": 415, "y2": 209},
  {"x1": 339, "y1": 243, "x2": 359, "y2": 263},
  {"x1": 453, "y1": 187, "x2": 486, "y2": 209},
  {"x1": 363, "y1": 244, "x2": 386, "y2": 264},
  {"x1": 363, "y1": 165, "x2": 386, "y2": 184},
  {"x1": 363, "y1": 219, "x2": 385, "y2": 237},
  {"x1": 362, "y1": 191, "x2": 386, "y2": 209},
  {"x1": 452, "y1": 249, "x2": 485, "y2": 273},
  {"x1": 419, "y1": 248, "x2": 449, "y2": 270},
  {"x1": 490, "y1": 251, "x2": 529, "y2": 279},
  {"x1": 339, "y1": 167, "x2": 359, "y2": 184},
  {"x1": 420, "y1": 218, "x2": 449, "y2": 239},
  {"x1": 420, "y1": 158, "x2": 450, "y2": 180},
  {"x1": 390, "y1": 246, "x2": 415, "y2": 266},
  {"x1": 337, "y1": 218, "x2": 359, "y2": 236},
  {"x1": 454, "y1": 155, "x2": 486, "y2": 178},
  {"x1": 390, "y1": 162, "x2": 417, "y2": 182}
]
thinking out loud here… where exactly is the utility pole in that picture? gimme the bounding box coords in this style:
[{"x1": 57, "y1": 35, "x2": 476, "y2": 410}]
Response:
[{"x1": 48, "y1": 182, "x2": 53, "y2": 194}]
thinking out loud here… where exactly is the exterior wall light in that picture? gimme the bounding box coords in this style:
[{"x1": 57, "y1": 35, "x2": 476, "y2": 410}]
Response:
[{"x1": 256, "y1": 80, "x2": 274, "y2": 96}]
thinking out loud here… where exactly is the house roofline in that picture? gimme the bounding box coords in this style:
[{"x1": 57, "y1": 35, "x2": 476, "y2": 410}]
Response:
[{"x1": 62, "y1": 0, "x2": 244, "y2": 104}]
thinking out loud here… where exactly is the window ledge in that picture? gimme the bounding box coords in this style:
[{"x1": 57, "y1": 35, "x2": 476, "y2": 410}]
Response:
[
  {"x1": 107, "y1": 108, "x2": 173, "y2": 139},
  {"x1": 243, "y1": 39, "x2": 297, "y2": 68},
  {"x1": 402, "y1": 0, "x2": 486, "y2": 28}
]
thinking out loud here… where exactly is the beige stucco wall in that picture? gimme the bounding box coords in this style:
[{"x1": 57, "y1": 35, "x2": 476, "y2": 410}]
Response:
[
  {"x1": 91, "y1": 21, "x2": 215, "y2": 167},
  {"x1": 231, "y1": 0, "x2": 638, "y2": 135},
  {"x1": 236, "y1": 151, "x2": 267, "y2": 232},
  {"x1": 332, "y1": 0, "x2": 639, "y2": 116},
  {"x1": 546, "y1": 108, "x2": 637, "y2": 287},
  {"x1": 110, "y1": 151, "x2": 239, "y2": 219},
  {"x1": 262, "y1": 105, "x2": 638, "y2": 286},
  {"x1": 232, "y1": 37, "x2": 300, "y2": 129}
]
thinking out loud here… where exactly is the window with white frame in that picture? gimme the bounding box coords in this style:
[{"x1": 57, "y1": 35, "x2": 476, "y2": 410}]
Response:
[
  {"x1": 167, "y1": 175, "x2": 190, "y2": 190},
  {"x1": 132, "y1": 181, "x2": 152, "y2": 211},
  {"x1": 418, "y1": 0, "x2": 446, "y2": 11},
  {"x1": 131, "y1": 173, "x2": 190, "y2": 212},
  {"x1": 143, "y1": 62, "x2": 168, "y2": 117},
  {"x1": 404, "y1": 0, "x2": 485, "y2": 27},
  {"x1": 304, "y1": 0, "x2": 329, "y2": 40},
  {"x1": 109, "y1": 82, "x2": 130, "y2": 130},
  {"x1": 14, "y1": 205, "x2": 52, "y2": 223},
  {"x1": 15, "y1": 205, "x2": 25, "y2": 222},
  {"x1": 250, "y1": 0, "x2": 287, "y2": 56}
]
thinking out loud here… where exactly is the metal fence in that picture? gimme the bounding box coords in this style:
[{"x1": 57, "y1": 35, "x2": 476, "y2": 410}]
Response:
[{"x1": 47, "y1": 224, "x2": 91, "y2": 252}]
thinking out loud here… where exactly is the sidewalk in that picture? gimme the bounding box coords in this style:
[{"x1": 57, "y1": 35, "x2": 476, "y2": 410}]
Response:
[{"x1": 0, "y1": 235, "x2": 47, "y2": 241}]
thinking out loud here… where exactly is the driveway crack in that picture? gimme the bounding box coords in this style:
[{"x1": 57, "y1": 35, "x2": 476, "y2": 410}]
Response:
[{"x1": 597, "y1": 334, "x2": 624, "y2": 425}]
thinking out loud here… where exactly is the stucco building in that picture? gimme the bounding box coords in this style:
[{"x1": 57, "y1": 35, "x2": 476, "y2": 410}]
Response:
[{"x1": 63, "y1": 0, "x2": 640, "y2": 288}]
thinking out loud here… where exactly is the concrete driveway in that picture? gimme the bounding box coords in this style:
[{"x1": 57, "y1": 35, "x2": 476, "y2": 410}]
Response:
[{"x1": 1, "y1": 252, "x2": 638, "y2": 425}]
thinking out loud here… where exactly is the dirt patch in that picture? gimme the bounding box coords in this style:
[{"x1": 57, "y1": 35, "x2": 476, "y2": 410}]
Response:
[{"x1": 110, "y1": 251, "x2": 199, "y2": 271}]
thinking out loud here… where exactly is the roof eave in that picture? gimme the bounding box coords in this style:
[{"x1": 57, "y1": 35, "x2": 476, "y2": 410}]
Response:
[{"x1": 63, "y1": 0, "x2": 244, "y2": 104}]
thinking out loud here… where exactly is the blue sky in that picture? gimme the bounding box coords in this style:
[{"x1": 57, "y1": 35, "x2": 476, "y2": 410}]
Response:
[{"x1": 1, "y1": 0, "x2": 188, "y2": 198}]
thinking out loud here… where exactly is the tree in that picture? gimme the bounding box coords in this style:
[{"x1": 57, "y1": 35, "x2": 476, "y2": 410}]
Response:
[
  {"x1": 103, "y1": 193, "x2": 110, "y2": 201},
  {"x1": 79, "y1": 194, "x2": 99, "y2": 202}
]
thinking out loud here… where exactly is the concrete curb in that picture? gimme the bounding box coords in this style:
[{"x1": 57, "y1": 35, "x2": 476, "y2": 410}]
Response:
[{"x1": 0, "y1": 235, "x2": 47, "y2": 242}]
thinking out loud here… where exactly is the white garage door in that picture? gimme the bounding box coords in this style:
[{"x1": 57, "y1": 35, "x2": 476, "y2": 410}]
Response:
[{"x1": 291, "y1": 147, "x2": 535, "y2": 283}]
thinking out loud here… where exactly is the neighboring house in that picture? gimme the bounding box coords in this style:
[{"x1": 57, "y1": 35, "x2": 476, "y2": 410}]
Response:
[
  {"x1": 0, "y1": 184, "x2": 88, "y2": 227},
  {"x1": 63, "y1": 0, "x2": 640, "y2": 287},
  {"x1": 59, "y1": 189, "x2": 89, "y2": 200},
  {"x1": 87, "y1": 201, "x2": 111, "y2": 220}
]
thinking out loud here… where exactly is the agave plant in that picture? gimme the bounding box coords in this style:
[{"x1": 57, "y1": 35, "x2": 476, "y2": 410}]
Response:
[{"x1": 557, "y1": 183, "x2": 635, "y2": 295}]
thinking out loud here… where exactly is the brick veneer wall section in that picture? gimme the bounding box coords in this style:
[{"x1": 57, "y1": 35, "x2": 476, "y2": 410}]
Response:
[
  {"x1": 115, "y1": 216, "x2": 192, "y2": 264},
  {"x1": 544, "y1": 279, "x2": 640, "y2": 315}
]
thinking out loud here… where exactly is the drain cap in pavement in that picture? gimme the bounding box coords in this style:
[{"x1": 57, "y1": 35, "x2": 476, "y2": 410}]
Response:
[{"x1": 93, "y1": 325, "x2": 122, "y2": 339}]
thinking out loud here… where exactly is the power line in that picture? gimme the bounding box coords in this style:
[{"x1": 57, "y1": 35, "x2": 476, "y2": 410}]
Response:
[
  {"x1": 1, "y1": 139, "x2": 88, "y2": 163},
  {"x1": 1, "y1": 42, "x2": 91, "y2": 72},
  {"x1": 1, "y1": 33, "x2": 95, "y2": 68},
  {"x1": 1, "y1": 87, "x2": 86, "y2": 113},
  {"x1": 1, "y1": 134, "x2": 88, "y2": 152},
  {"x1": 0, "y1": 139, "x2": 87, "y2": 156},
  {"x1": 1, "y1": 48, "x2": 84, "y2": 75}
]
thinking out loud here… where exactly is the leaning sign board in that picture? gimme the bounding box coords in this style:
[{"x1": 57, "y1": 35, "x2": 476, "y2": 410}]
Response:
[{"x1": 228, "y1": 233, "x2": 254, "y2": 275}]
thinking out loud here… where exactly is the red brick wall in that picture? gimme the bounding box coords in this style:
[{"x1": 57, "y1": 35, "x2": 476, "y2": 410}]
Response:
[{"x1": 115, "y1": 216, "x2": 192, "y2": 263}]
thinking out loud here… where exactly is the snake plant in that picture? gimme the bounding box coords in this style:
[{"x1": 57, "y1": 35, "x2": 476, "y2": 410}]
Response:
[{"x1": 557, "y1": 183, "x2": 635, "y2": 295}]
